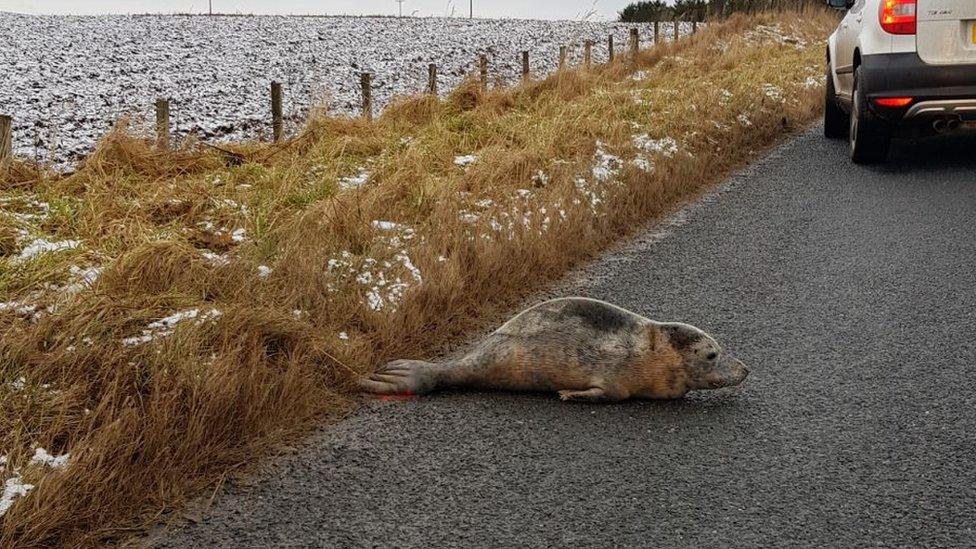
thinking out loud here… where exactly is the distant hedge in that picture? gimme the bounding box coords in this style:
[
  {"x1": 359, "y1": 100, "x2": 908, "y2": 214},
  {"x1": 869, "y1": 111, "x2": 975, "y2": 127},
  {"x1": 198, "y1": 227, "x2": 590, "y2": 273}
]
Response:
[
  {"x1": 619, "y1": 1, "x2": 705, "y2": 21},
  {"x1": 619, "y1": 0, "x2": 823, "y2": 21}
]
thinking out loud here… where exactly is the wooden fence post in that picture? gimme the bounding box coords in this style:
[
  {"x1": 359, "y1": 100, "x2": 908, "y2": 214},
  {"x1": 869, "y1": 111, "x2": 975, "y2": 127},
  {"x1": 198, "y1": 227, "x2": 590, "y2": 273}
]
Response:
[
  {"x1": 559, "y1": 45, "x2": 567, "y2": 69},
  {"x1": 608, "y1": 34, "x2": 615, "y2": 61},
  {"x1": 630, "y1": 28, "x2": 639, "y2": 57},
  {"x1": 428, "y1": 63, "x2": 438, "y2": 95},
  {"x1": 692, "y1": 14, "x2": 699, "y2": 34},
  {"x1": 270, "y1": 82, "x2": 283, "y2": 142},
  {"x1": 521, "y1": 51, "x2": 530, "y2": 80},
  {"x1": 478, "y1": 54, "x2": 488, "y2": 89},
  {"x1": 674, "y1": 18, "x2": 680, "y2": 41},
  {"x1": 0, "y1": 115, "x2": 11, "y2": 169},
  {"x1": 584, "y1": 40, "x2": 593, "y2": 67},
  {"x1": 360, "y1": 73, "x2": 372, "y2": 120},
  {"x1": 154, "y1": 99, "x2": 170, "y2": 151},
  {"x1": 654, "y1": 20, "x2": 660, "y2": 44}
]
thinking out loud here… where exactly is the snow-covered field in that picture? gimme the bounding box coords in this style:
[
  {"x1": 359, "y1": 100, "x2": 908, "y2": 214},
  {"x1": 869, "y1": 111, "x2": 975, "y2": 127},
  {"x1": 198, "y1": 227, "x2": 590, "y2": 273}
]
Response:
[{"x1": 0, "y1": 12, "x2": 691, "y2": 166}]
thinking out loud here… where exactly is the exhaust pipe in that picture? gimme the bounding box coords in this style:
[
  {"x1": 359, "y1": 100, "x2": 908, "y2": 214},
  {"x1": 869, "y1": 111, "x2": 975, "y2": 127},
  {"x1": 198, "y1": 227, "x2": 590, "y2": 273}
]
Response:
[{"x1": 933, "y1": 118, "x2": 962, "y2": 134}]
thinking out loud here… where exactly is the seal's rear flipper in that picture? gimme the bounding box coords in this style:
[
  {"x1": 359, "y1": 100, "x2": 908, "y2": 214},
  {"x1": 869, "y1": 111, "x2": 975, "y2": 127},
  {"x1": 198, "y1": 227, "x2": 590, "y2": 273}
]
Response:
[{"x1": 359, "y1": 359, "x2": 440, "y2": 396}]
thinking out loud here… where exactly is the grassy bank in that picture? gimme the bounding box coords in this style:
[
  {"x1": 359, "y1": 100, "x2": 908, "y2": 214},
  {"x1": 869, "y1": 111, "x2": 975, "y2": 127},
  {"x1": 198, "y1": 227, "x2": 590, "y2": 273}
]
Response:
[{"x1": 0, "y1": 10, "x2": 834, "y2": 547}]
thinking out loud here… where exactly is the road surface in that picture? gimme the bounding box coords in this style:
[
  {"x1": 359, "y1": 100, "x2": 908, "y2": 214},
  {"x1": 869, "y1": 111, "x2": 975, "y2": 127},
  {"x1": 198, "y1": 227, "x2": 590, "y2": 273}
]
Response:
[{"x1": 149, "y1": 128, "x2": 976, "y2": 548}]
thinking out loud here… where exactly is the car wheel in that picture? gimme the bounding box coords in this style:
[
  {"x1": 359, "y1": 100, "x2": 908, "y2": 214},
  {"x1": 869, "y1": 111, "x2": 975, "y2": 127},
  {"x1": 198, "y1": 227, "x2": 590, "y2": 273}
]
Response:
[
  {"x1": 824, "y1": 63, "x2": 848, "y2": 139},
  {"x1": 849, "y1": 67, "x2": 891, "y2": 164}
]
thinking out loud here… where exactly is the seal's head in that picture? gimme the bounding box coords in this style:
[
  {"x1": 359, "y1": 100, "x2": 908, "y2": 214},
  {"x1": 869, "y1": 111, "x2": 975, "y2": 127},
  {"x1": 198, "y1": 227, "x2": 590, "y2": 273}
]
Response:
[{"x1": 660, "y1": 323, "x2": 749, "y2": 391}]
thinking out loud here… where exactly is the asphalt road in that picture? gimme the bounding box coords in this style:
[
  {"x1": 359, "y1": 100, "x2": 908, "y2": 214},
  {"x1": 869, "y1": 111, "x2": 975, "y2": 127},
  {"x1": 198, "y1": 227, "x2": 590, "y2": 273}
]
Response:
[{"x1": 149, "y1": 128, "x2": 976, "y2": 548}]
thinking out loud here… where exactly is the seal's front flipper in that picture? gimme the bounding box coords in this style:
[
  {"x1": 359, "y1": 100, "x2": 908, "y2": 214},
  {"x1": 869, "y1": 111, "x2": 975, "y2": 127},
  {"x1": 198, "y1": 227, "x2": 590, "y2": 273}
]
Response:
[{"x1": 558, "y1": 387, "x2": 624, "y2": 403}]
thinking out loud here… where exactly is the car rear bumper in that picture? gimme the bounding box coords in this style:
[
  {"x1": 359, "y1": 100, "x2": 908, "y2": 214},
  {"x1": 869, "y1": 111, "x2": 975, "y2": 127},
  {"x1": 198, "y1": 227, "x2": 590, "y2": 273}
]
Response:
[
  {"x1": 859, "y1": 53, "x2": 976, "y2": 124},
  {"x1": 904, "y1": 99, "x2": 976, "y2": 118}
]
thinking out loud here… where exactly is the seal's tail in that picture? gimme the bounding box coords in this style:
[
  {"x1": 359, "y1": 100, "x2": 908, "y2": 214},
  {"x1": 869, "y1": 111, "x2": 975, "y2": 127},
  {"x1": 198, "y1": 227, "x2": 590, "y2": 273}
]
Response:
[{"x1": 359, "y1": 359, "x2": 443, "y2": 396}]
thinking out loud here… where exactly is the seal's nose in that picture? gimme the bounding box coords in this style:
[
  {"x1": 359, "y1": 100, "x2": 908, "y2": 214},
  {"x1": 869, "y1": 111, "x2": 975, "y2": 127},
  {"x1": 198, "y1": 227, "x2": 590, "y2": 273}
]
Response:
[{"x1": 727, "y1": 359, "x2": 749, "y2": 385}]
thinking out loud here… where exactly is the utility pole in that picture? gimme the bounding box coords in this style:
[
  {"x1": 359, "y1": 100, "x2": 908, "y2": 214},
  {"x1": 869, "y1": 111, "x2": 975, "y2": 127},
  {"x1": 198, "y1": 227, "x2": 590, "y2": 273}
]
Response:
[
  {"x1": 209, "y1": 0, "x2": 213, "y2": 15},
  {"x1": 396, "y1": 0, "x2": 406, "y2": 17},
  {"x1": 470, "y1": 0, "x2": 473, "y2": 18}
]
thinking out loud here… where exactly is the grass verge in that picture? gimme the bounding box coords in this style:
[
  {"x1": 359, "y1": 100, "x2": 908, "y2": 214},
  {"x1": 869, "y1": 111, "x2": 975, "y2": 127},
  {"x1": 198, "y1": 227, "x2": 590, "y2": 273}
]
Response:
[{"x1": 0, "y1": 10, "x2": 835, "y2": 547}]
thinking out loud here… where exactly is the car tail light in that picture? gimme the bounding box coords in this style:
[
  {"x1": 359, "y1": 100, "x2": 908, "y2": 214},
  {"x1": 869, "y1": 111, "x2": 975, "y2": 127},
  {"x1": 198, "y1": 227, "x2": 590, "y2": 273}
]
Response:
[
  {"x1": 879, "y1": 0, "x2": 916, "y2": 35},
  {"x1": 874, "y1": 97, "x2": 913, "y2": 107}
]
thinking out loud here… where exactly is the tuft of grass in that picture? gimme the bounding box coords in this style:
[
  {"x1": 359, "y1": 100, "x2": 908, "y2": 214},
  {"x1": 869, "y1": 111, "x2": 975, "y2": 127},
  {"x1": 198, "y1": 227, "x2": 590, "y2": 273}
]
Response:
[{"x1": 0, "y1": 10, "x2": 836, "y2": 547}]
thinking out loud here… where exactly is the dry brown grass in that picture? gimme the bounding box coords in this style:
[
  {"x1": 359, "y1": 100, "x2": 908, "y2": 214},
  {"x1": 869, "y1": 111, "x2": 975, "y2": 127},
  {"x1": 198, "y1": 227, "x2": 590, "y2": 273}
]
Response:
[{"x1": 0, "y1": 10, "x2": 836, "y2": 547}]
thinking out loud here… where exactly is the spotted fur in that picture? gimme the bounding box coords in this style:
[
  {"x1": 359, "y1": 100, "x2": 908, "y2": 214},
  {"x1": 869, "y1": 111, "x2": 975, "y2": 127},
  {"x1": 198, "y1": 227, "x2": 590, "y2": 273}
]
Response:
[{"x1": 359, "y1": 297, "x2": 749, "y2": 402}]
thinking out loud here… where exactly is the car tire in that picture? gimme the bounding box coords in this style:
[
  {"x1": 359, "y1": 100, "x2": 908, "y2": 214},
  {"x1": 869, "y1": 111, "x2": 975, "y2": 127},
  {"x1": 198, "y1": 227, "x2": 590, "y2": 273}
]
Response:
[
  {"x1": 824, "y1": 64, "x2": 848, "y2": 139},
  {"x1": 849, "y1": 67, "x2": 891, "y2": 164}
]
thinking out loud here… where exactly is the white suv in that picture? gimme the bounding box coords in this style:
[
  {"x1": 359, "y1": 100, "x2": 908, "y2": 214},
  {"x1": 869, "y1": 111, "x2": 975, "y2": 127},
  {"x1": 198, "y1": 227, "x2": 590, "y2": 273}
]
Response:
[{"x1": 825, "y1": 0, "x2": 976, "y2": 163}]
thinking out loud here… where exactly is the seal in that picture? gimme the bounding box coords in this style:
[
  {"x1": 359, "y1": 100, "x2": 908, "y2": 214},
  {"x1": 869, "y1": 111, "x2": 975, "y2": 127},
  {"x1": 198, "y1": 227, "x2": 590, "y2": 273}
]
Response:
[{"x1": 359, "y1": 297, "x2": 749, "y2": 402}]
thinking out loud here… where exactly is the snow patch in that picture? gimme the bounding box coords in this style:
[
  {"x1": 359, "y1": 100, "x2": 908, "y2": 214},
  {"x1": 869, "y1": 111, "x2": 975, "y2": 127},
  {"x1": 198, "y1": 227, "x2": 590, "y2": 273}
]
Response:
[
  {"x1": 744, "y1": 24, "x2": 807, "y2": 50},
  {"x1": 453, "y1": 155, "x2": 477, "y2": 168},
  {"x1": 0, "y1": 475, "x2": 33, "y2": 517},
  {"x1": 632, "y1": 134, "x2": 678, "y2": 157},
  {"x1": 30, "y1": 448, "x2": 69, "y2": 469},
  {"x1": 803, "y1": 75, "x2": 825, "y2": 89},
  {"x1": 340, "y1": 168, "x2": 370, "y2": 189},
  {"x1": 61, "y1": 265, "x2": 102, "y2": 294},
  {"x1": 458, "y1": 211, "x2": 480, "y2": 224},
  {"x1": 592, "y1": 141, "x2": 622, "y2": 183},
  {"x1": 762, "y1": 83, "x2": 783, "y2": 102},
  {"x1": 14, "y1": 238, "x2": 80, "y2": 262},
  {"x1": 122, "y1": 308, "x2": 222, "y2": 347},
  {"x1": 327, "y1": 249, "x2": 423, "y2": 312},
  {"x1": 200, "y1": 250, "x2": 230, "y2": 267},
  {"x1": 631, "y1": 156, "x2": 653, "y2": 172},
  {"x1": 0, "y1": 303, "x2": 38, "y2": 316},
  {"x1": 371, "y1": 220, "x2": 407, "y2": 232},
  {"x1": 531, "y1": 171, "x2": 549, "y2": 187}
]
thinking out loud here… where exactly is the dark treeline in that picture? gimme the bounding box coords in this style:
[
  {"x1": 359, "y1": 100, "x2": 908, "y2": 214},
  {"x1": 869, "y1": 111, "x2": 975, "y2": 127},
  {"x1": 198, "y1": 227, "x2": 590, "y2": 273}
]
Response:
[
  {"x1": 619, "y1": 0, "x2": 823, "y2": 21},
  {"x1": 619, "y1": 1, "x2": 703, "y2": 21}
]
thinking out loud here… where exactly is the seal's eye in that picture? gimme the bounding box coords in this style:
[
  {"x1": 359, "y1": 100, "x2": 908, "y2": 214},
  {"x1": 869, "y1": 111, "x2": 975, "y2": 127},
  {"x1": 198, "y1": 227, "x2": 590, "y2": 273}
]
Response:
[{"x1": 706, "y1": 352, "x2": 718, "y2": 361}]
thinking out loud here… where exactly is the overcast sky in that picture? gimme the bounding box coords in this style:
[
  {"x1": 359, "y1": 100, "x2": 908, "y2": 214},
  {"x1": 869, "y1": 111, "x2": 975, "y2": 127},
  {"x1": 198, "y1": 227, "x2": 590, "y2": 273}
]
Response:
[{"x1": 1, "y1": 1, "x2": 633, "y2": 20}]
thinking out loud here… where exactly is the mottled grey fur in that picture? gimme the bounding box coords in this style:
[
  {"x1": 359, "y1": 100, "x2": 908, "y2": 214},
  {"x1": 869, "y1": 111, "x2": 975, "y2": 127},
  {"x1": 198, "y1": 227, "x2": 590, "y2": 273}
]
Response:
[{"x1": 360, "y1": 297, "x2": 749, "y2": 402}]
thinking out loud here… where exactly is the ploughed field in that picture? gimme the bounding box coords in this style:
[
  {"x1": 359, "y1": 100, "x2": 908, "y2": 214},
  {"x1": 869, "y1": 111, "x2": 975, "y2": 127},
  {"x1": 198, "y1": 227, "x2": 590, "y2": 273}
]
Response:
[{"x1": 0, "y1": 12, "x2": 688, "y2": 166}]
